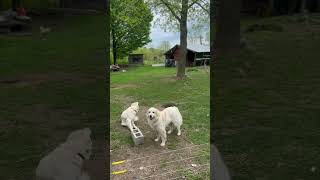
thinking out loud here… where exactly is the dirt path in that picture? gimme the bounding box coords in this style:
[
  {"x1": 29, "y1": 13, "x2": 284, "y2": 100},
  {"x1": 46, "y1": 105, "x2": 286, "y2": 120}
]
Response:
[{"x1": 110, "y1": 106, "x2": 210, "y2": 180}]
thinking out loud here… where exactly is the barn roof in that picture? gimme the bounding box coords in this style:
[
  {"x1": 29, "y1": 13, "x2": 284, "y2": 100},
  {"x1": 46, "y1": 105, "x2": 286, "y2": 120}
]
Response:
[
  {"x1": 164, "y1": 44, "x2": 210, "y2": 55},
  {"x1": 187, "y1": 44, "x2": 210, "y2": 52}
]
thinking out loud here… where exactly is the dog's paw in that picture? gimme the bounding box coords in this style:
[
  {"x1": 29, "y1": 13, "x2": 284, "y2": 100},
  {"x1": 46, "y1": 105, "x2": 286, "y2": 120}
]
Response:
[
  {"x1": 160, "y1": 143, "x2": 165, "y2": 147},
  {"x1": 167, "y1": 130, "x2": 172, "y2": 134},
  {"x1": 154, "y1": 138, "x2": 159, "y2": 142},
  {"x1": 177, "y1": 132, "x2": 181, "y2": 136}
]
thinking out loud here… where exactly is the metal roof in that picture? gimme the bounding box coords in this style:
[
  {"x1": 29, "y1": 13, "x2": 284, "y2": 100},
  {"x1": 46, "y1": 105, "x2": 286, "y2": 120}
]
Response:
[
  {"x1": 187, "y1": 44, "x2": 210, "y2": 52},
  {"x1": 164, "y1": 44, "x2": 210, "y2": 55}
]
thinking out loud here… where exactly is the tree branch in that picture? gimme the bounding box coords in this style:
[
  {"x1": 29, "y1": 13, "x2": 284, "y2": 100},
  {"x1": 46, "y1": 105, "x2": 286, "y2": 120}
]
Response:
[
  {"x1": 196, "y1": 1, "x2": 209, "y2": 14},
  {"x1": 188, "y1": 0, "x2": 200, "y2": 9},
  {"x1": 159, "y1": 0, "x2": 181, "y2": 22}
]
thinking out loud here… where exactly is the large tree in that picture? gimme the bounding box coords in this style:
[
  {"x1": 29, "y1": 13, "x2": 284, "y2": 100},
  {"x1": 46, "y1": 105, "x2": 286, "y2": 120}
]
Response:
[
  {"x1": 148, "y1": 0, "x2": 209, "y2": 78},
  {"x1": 111, "y1": 0, "x2": 153, "y2": 65}
]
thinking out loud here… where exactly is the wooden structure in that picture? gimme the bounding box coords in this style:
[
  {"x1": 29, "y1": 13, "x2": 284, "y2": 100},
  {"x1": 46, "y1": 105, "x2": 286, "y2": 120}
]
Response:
[
  {"x1": 0, "y1": 0, "x2": 106, "y2": 11},
  {"x1": 58, "y1": 0, "x2": 106, "y2": 10},
  {"x1": 164, "y1": 44, "x2": 210, "y2": 67},
  {"x1": 241, "y1": 0, "x2": 320, "y2": 16},
  {"x1": 128, "y1": 54, "x2": 144, "y2": 65}
]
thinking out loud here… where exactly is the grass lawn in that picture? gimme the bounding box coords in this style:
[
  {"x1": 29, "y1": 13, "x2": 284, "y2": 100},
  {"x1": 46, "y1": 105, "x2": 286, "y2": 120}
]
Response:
[
  {"x1": 214, "y1": 13, "x2": 320, "y2": 180},
  {"x1": 110, "y1": 66, "x2": 210, "y2": 179},
  {"x1": 0, "y1": 14, "x2": 107, "y2": 180}
]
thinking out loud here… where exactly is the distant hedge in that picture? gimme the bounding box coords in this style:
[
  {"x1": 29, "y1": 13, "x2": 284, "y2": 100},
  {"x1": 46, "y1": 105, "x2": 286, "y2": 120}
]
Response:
[{"x1": 0, "y1": 0, "x2": 59, "y2": 10}]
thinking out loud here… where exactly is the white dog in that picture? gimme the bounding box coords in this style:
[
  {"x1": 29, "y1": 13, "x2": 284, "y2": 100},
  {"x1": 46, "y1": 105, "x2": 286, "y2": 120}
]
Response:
[
  {"x1": 36, "y1": 128, "x2": 92, "y2": 180},
  {"x1": 146, "y1": 106, "x2": 183, "y2": 146},
  {"x1": 121, "y1": 102, "x2": 139, "y2": 132}
]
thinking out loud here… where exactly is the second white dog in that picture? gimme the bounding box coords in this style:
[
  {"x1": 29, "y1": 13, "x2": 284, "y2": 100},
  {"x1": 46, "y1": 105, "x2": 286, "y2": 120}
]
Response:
[
  {"x1": 146, "y1": 106, "x2": 183, "y2": 146},
  {"x1": 121, "y1": 102, "x2": 139, "y2": 132}
]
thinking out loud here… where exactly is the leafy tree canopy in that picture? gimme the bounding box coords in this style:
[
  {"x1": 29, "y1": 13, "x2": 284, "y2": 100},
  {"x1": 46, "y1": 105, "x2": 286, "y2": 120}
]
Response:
[{"x1": 111, "y1": 0, "x2": 153, "y2": 60}]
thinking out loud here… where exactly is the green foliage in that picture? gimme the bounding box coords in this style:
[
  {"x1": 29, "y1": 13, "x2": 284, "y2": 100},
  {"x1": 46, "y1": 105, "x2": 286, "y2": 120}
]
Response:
[
  {"x1": 111, "y1": 0, "x2": 153, "y2": 61},
  {"x1": 133, "y1": 47, "x2": 165, "y2": 65},
  {"x1": 158, "y1": 40, "x2": 171, "y2": 51},
  {"x1": 0, "y1": 0, "x2": 11, "y2": 9},
  {"x1": 24, "y1": 0, "x2": 58, "y2": 8}
]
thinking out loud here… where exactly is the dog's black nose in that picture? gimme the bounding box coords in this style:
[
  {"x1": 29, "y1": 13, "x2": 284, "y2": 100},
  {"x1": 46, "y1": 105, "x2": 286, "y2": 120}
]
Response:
[{"x1": 149, "y1": 115, "x2": 152, "y2": 119}]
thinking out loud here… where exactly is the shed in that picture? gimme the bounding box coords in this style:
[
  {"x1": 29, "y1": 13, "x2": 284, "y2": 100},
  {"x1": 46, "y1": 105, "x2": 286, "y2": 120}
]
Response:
[
  {"x1": 128, "y1": 54, "x2": 144, "y2": 65},
  {"x1": 164, "y1": 44, "x2": 210, "y2": 67}
]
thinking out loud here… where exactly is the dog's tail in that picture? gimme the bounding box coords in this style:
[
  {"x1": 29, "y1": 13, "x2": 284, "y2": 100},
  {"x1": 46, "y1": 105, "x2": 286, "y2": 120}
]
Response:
[{"x1": 161, "y1": 102, "x2": 177, "y2": 108}]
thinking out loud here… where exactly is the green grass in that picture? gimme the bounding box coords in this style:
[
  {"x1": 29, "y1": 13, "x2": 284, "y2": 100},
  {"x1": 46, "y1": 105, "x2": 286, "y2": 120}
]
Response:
[
  {"x1": 215, "y1": 13, "x2": 320, "y2": 180},
  {"x1": 110, "y1": 67, "x2": 210, "y2": 148},
  {"x1": 110, "y1": 66, "x2": 210, "y2": 178},
  {"x1": 0, "y1": 14, "x2": 106, "y2": 179}
]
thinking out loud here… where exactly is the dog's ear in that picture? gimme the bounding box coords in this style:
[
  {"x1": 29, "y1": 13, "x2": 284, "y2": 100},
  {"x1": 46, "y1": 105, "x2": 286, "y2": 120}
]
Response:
[{"x1": 131, "y1": 102, "x2": 138, "y2": 107}]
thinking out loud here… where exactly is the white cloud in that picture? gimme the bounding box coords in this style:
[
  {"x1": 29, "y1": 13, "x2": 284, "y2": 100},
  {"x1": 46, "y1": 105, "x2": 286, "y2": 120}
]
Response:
[{"x1": 146, "y1": 11, "x2": 209, "y2": 48}]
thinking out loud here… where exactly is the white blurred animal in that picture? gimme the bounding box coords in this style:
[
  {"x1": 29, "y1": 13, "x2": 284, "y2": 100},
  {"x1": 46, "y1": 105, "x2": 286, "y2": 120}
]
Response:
[
  {"x1": 40, "y1": 26, "x2": 51, "y2": 39},
  {"x1": 121, "y1": 102, "x2": 139, "y2": 132},
  {"x1": 36, "y1": 128, "x2": 92, "y2": 180}
]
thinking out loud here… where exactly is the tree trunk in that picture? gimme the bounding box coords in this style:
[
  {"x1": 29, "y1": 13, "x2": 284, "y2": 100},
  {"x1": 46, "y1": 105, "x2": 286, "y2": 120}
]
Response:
[
  {"x1": 300, "y1": 0, "x2": 307, "y2": 12},
  {"x1": 12, "y1": 0, "x2": 21, "y2": 10},
  {"x1": 112, "y1": 29, "x2": 117, "y2": 65},
  {"x1": 177, "y1": 0, "x2": 188, "y2": 78},
  {"x1": 268, "y1": 0, "x2": 274, "y2": 15},
  {"x1": 214, "y1": 0, "x2": 240, "y2": 56}
]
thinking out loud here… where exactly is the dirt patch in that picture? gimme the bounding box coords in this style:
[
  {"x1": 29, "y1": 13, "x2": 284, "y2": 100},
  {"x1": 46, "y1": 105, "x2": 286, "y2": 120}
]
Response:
[
  {"x1": 111, "y1": 84, "x2": 139, "y2": 90},
  {"x1": 0, "y1": 72, "x2": 103, "y2": 88},
  {"x1": 110, "y1": 106, "x2": 210, "y2": 180}
]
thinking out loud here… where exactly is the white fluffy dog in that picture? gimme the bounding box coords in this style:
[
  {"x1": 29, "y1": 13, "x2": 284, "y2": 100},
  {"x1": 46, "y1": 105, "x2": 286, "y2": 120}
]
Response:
[
  {"x1": 36, "y1": 128, "x2": 92, "y2": 180},
  {"x1": 146, "y1": 106, "x2": 183, "y2": 146},
  {"x1": 121, "y1": 102, "x2": 139, "y2": 132}
]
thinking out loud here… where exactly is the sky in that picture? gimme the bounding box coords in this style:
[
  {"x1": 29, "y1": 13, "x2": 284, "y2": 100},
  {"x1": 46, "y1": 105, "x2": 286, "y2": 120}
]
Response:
[
  {"x1": 146, "y1": 13, "x2": 209, "y2": 48},
  {"x1": 147, "y1": 25, "x2": 180, "y2": 48}
]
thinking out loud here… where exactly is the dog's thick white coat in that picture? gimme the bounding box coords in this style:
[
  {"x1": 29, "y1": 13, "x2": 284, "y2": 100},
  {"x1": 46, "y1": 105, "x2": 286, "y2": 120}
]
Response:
[
  {"x1": 36, "y1": 128, "x2": 92, "y2": 180},
  {"x1": 146, "y1": 106, "x2": 183, "y2": 146},
  {"x1": 121, "y1": 102, "x2": 139, "y2": 132}
]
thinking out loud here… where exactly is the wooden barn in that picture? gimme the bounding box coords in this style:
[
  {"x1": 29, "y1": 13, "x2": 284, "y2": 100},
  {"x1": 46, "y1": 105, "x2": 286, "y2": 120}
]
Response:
[
  {"x1": 128, "y1": 54, "x2": 144, "y2": 65},
  {"x1": 164, "y1": 44, "x2": 210, "y2": 67}
]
